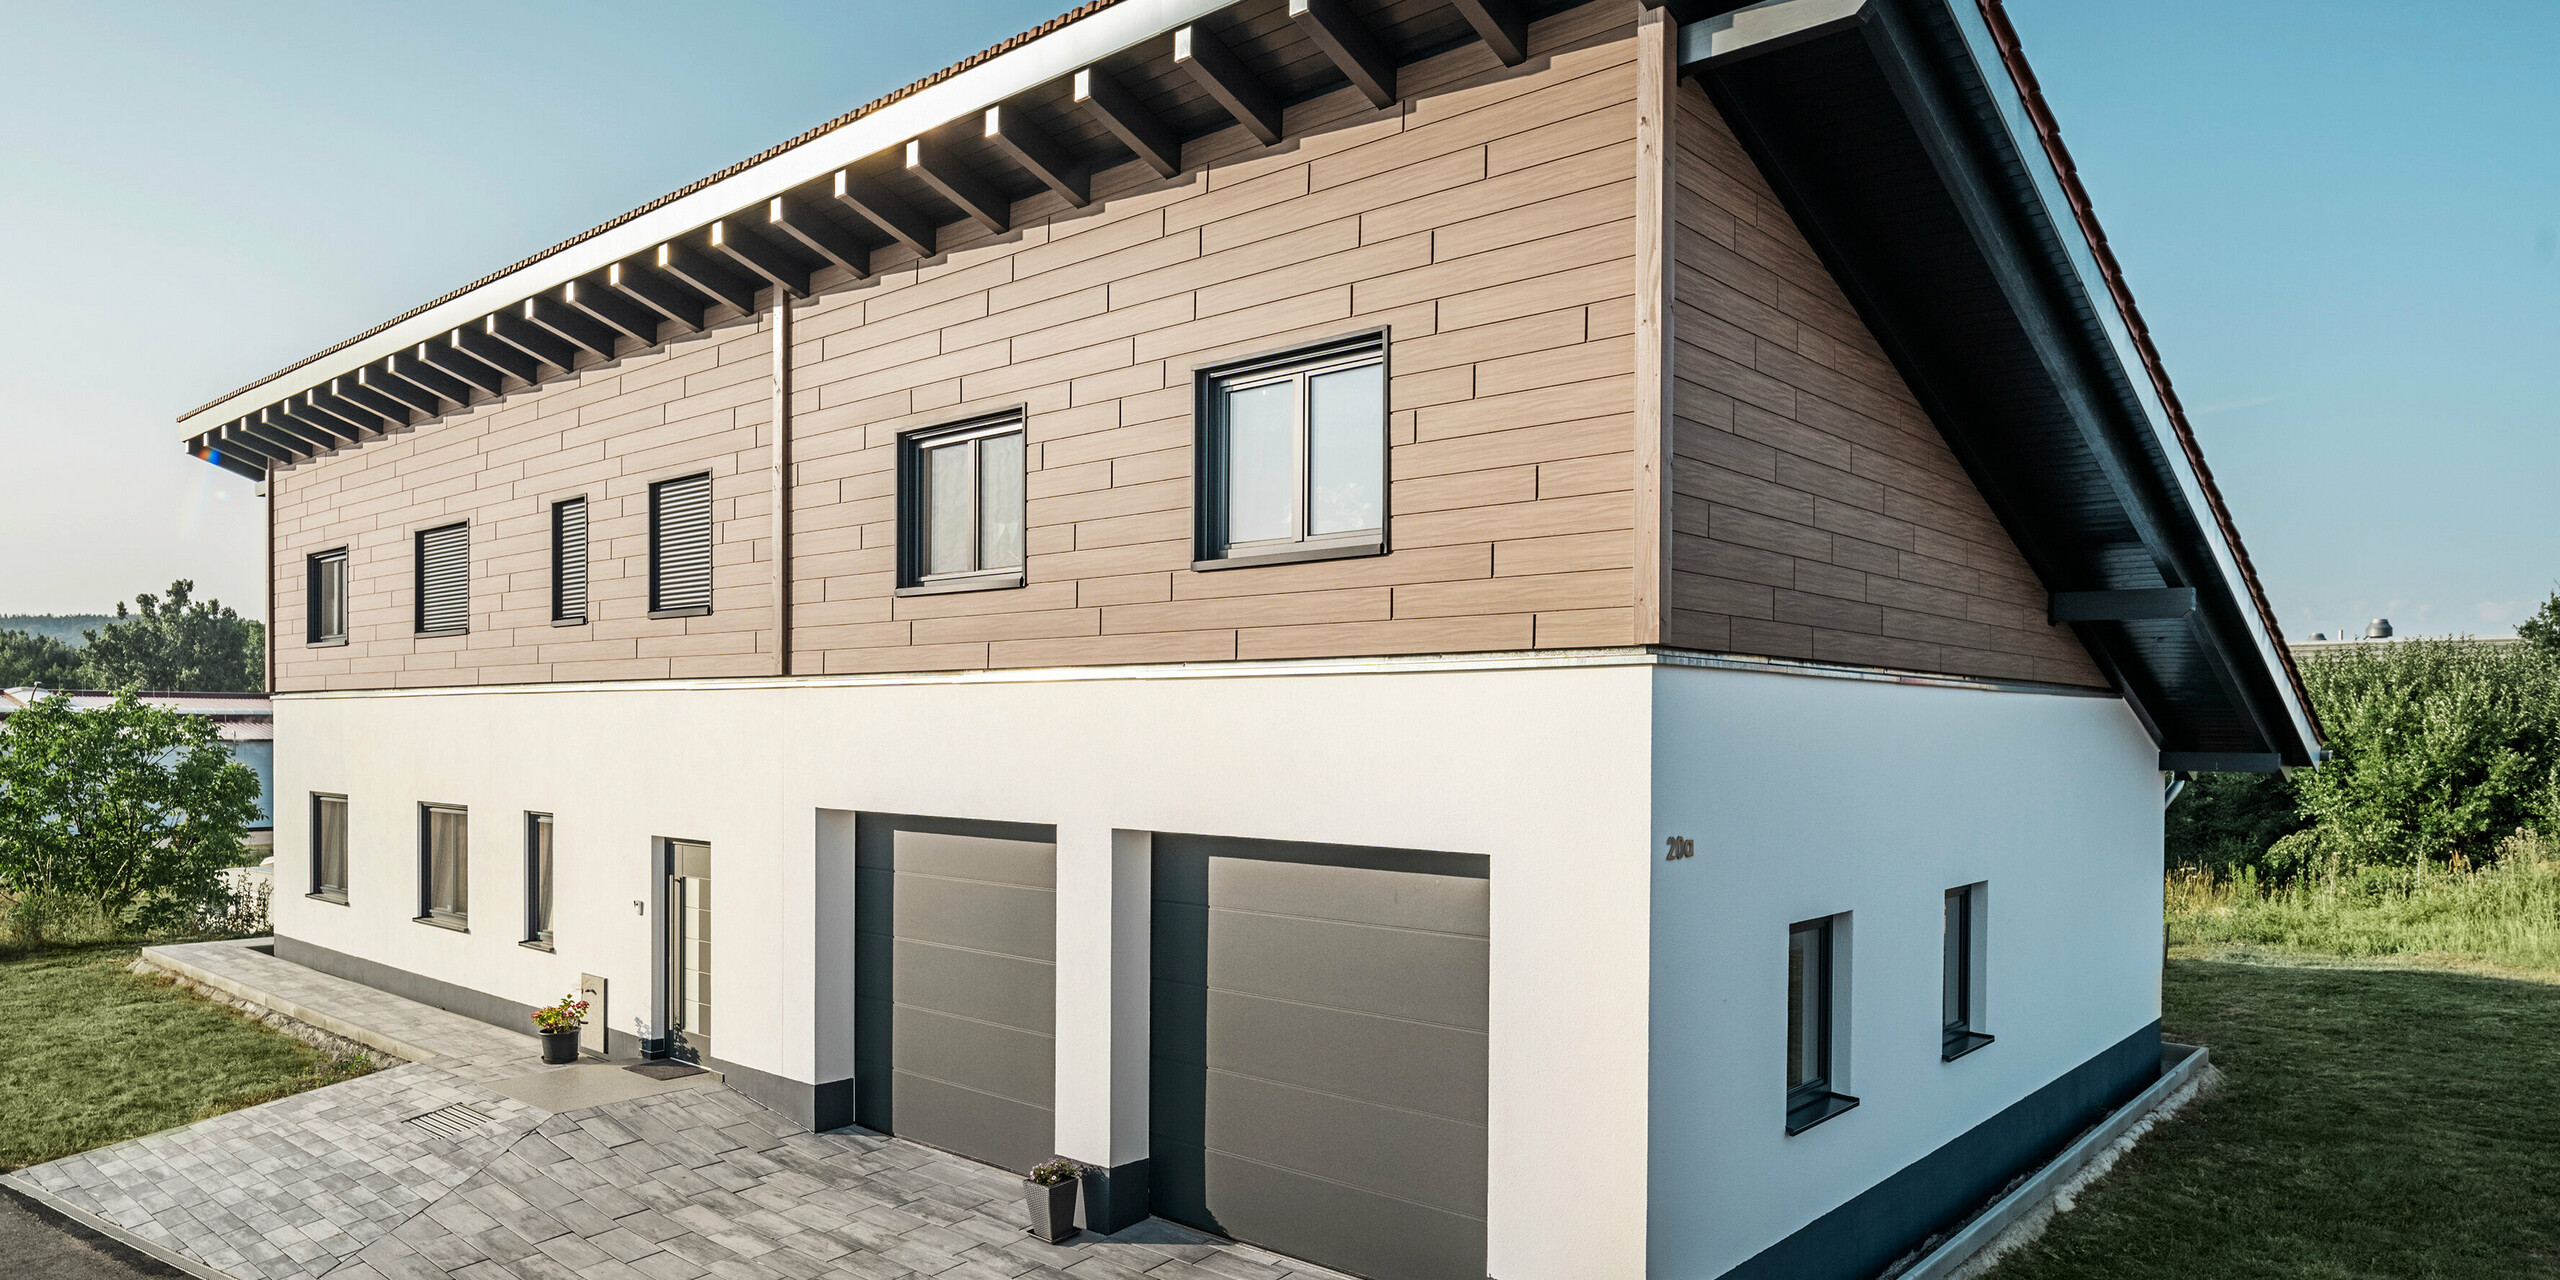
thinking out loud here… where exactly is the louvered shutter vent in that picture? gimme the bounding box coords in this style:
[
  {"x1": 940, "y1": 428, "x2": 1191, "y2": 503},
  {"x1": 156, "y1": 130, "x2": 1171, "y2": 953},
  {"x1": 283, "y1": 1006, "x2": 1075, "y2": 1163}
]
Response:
[
  {"x1": 417, "y1": 524, "x2": 470, "y2": 634},
  {"x1": 553, "y1": 498, "x2": 589, "y2": 622},
  {"x1": 651, "y1": 473, "x2": 714, "y2": 614}
]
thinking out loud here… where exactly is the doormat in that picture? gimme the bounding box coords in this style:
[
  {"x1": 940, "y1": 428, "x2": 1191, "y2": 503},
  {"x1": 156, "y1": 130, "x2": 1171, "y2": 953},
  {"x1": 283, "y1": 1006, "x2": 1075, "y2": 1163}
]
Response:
[{"x1": 627, "y1": 1062, "x2": 706, "y2": 1080}]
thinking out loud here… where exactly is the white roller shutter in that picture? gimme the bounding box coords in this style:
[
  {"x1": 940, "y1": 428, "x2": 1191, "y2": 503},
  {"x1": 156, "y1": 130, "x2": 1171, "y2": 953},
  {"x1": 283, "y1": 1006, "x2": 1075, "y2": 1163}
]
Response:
[
  {"x1": 650, "y1": 473, "x2": 714, "y2": 615},
  {"x1": 416, "y1": 523, "x2": 469, "y2": 634}
]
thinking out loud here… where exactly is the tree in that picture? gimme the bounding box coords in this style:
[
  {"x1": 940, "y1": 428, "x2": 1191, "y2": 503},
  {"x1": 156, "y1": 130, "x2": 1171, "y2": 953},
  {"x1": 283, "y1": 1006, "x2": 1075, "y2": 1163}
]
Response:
[
  {"x1": 2518, "y1": 588, "x2": 2560, "y2": 658},
  {"x1": 77, "y1": 580, "x2": 265, "y2": 693},
  {"x1": 0, "y1": 691, "x2": 261, "y2": 944},
  {"x1": 0, "y1": 628, "x2": 83, "y2": 689}
]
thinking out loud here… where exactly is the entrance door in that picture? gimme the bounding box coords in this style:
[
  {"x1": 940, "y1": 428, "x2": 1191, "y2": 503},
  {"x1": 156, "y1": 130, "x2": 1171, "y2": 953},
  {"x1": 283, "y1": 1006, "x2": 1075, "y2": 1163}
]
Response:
[
  {"x1": 1152, "y1": 834, "x2": 1490, "y2": 1280},
  {"x1": 666, "y1": 841, "x2": 712, "y2": 1064}
]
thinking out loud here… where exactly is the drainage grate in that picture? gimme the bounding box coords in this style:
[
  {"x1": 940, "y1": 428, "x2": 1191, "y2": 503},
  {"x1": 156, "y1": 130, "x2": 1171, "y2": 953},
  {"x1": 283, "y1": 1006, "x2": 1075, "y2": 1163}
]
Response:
[{"x1": 405, "y1": 1103, "x2": 494, "y2": 1140}]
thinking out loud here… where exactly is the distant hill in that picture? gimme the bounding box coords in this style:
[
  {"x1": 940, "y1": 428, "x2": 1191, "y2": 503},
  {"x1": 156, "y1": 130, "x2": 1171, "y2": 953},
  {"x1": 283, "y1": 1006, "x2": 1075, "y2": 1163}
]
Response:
[{"x1": 0, "y1": 615, "x2": 115, "y2": 646}]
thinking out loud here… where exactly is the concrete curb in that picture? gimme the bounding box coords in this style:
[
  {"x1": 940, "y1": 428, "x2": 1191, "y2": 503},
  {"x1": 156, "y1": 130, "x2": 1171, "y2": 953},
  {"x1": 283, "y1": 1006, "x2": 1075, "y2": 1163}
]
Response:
[
  {"x1": 1897, "y1": 1041, "x2": 2212, "y2": 1280},
  {"x1": 136, "y1": 938, "x2": 436, "y2": 1066},
  {"x1": 0, "y1": 1174, "x2": 238, "y2": 1280}
]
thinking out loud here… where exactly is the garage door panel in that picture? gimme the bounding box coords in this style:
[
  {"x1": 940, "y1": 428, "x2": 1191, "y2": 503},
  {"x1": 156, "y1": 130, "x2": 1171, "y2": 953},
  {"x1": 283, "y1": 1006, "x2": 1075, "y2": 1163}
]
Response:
[
  {"x1": 1152, "y1": 1065, "x2": 1487, "y2": 1214},
  {"x1": 1207, "y1": 911, "x2": 1489, "y2": 1029},
  {"x1": 886, "y1": 939, "x2": 1055, "y2": 1035},
  {"x1": 1151, "y1": 983, "x2": 1486, "y2": 1119},
  {"x1": 889, "y1": 1070, "x2": 1056, "y2": 1175},
  {"x1": 872, "y1": 829, "x2": 1055, "y2": 889},
  {"x1": 891, "y1": 1002, "x2": 1054, "y2": 1111},
  {"x1": 888, "y1": 874, "x2": 1056, "y2": 960},
  {"x1": 1200, "y1": 855, "x2": 1489, "y2": 937},
  {"x1": 1149, "y1": 1141, "x2": 1487, "y2": 1280}
]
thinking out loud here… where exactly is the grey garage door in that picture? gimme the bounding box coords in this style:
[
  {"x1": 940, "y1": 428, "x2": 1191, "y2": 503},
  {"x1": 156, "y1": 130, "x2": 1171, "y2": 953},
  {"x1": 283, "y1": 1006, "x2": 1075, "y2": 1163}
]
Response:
[
  {"x1": 855, "y1": 815, "x2": 1056, "y2": 1173},
  {"x1": 1152, "y1": 834, "x2": 1490, "y2": 1280}
]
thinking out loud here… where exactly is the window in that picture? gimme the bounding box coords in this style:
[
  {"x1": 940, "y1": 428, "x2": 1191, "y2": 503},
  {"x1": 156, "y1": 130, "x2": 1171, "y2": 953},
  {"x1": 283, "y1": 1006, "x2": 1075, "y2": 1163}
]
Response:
[
  {"x1": 306, "y1": 550, "x2": 349, "y2": 645},
  {"x1": 525, "y1": 813, "x2": 555, "y2": 947},
  {"x1": 649, "y1": 473, "x2": 714, "y2": 617},
  {"x1": 1943, "y1": 883, "x2": 1993, "y2": 1061},
  {"x1": 897, "y1": 412, "x2": 1026, "y2": 593},
  {"x1": 552, "y1": 497, "x2": 589, "y2": 625},
  {"x1": 415, "y1": 523, "x2": 470, "y2": 635},
  {"x1": 1195, "y1": 331, "x2": 1387, "y2": 569},
  {"x1": 419, "y1": 804, "x2": 468, "y2": 927},
  {"x1": 1786, "y1": 915, "x2": 1857, "y2": 1134},
  {"x1": 310, "y1": 794, "x2": 348, "y2": 901}
]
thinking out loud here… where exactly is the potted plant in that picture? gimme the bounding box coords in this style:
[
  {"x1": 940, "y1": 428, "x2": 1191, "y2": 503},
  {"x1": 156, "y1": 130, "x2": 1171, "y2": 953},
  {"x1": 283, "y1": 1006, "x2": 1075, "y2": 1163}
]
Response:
[
  {"x1": 1023, "y1": 1156, "x2": 1084, "y2": 1242},
  {"x1": 532, "y1": 994, "x2": 589, "y2": 1064}
]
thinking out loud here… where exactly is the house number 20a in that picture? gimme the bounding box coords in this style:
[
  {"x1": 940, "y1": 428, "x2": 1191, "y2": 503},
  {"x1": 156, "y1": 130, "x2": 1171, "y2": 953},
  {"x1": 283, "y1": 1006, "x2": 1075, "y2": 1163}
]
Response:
[{"x1": 1664, "y1": 835, "x2": 1696, "y2": 861}]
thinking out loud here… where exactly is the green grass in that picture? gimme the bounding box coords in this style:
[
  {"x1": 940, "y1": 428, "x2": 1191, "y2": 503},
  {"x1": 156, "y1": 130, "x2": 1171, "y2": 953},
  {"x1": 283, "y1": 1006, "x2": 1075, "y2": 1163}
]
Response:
[
  {"x1": 2166, "y1": 842, "x2": 2560, "y2": 980},
  {"x1": 0, "y1": 944, "x2": 373, "y2": 1172},
  {"x1": 1983, "y1": 954, "x2": 2560, "y2": 1279}
]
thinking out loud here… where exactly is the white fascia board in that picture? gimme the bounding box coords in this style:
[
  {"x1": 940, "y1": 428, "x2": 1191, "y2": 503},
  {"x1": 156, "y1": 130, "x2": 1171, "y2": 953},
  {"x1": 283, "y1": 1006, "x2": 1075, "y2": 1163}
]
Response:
[
  {"x1": 1940, "y1": 0, "x2": 2319, "y2": 757},
  {"x1": 178, "y1": 0, "x2": 1230, "y2": 437}
]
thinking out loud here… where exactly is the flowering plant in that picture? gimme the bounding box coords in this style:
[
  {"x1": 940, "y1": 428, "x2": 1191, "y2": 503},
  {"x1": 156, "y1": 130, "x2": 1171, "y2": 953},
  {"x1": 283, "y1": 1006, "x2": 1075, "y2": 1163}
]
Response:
[
  {"x1": 532, "y1": 994, "x2": 589, "y2": 1033},
  {"x1": 1027, "y1": 1157, "x2": 1084, "y2": 1187}
]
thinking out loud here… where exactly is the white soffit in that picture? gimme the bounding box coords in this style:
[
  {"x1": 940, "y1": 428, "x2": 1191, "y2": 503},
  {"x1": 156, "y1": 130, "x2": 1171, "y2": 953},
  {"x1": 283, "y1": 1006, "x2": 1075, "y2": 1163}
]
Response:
[{"x1": 180, "y1": 0, "x2": 1232, "y2": 437}]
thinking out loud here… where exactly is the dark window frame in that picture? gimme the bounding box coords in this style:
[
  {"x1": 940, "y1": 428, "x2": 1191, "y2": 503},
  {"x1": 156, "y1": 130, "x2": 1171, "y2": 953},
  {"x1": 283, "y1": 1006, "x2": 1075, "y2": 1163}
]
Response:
[
  {"x1": 647, "y1": 472, "x2": 715, "y2": 619},
  {"x1": 417, "y1": 802, "x2": 469, "y2": 930},
  {"x1": 1787, "y1": 914, "x2": 1859, "y2": 1134},
  {"x1": 1943, "y1": 883, "x2": 1995, "y2": 1061},
  {"x1": 551, "y1": 496, "x2": 590, "y2": 627},
  {"x1": 523, "y1": 812, "x2": 555, "y2": 950},
  {"x1": 306, "y1": 549, "x2": 350, "y2": 647},
  {"x1": 895, "y1": 408, "x2": 1029, "y2": 596},
  {"x1": 414, "y1": 522, "x2": 471, "y2": 636},
  {"x1": 309, "y1": 793, "x2": 348, "y2": 903},
  {"x1": 1191, "y1": 328, "x2": 1391, "y2": 572}
]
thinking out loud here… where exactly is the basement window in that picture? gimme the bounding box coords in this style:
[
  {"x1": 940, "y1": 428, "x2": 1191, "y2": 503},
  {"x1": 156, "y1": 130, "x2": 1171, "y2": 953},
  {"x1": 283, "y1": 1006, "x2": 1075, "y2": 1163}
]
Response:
[
  {"x1": 1944, "y1": 883, "x2": 1994, "y2": 1061},
  {"x1": 1194, "y1": 331, "x2": 1387, "y2": 571},
  {"x1": 1787, "y1": 914, "x2": 1858, "y2": 1134},
  {"x1": 897, "y1": 411, "x2": 1026, "y2": 595}
]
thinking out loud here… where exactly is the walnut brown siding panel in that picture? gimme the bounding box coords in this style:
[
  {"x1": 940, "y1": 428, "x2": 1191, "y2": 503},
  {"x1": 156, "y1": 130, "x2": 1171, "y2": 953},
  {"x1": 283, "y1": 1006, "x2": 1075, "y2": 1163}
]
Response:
[{"x1": 1663, "y1": 80, "x2": 2104, "y2": 688}]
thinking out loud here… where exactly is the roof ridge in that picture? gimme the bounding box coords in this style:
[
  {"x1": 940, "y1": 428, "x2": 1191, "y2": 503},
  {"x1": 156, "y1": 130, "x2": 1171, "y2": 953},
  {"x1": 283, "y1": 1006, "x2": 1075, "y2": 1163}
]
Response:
[{"x1": 180, "y1": 0, "x2": 1127, "y2": 423}]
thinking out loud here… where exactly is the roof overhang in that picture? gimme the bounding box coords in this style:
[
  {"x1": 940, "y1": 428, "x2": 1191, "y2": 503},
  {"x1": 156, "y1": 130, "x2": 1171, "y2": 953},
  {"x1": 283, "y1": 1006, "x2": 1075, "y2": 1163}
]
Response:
[{"x1": 1681, "y1": 0, "x2": 2321, "y2": 768}]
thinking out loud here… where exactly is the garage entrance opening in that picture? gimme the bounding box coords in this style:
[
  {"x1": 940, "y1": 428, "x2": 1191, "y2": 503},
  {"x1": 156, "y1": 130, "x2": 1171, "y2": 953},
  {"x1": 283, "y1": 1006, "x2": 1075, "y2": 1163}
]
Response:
[
  {"x1": 854, "y1": 814, "x2": 1058, "y2": 1173},
  {"x1": 1152, "y1": 834, "x2": 1490, "y2": 1280}
]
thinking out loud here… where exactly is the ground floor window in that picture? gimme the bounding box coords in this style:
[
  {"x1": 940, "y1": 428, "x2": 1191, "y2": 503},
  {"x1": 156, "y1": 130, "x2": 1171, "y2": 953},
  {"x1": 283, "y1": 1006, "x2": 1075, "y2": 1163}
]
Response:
[
  {"x1": 419, "y1": 805, "x2": 468, "y2": 927},
  {"x1": 310, "y1": 794, "x2": 347, "y2": 901},
  {"x1": 1943, "y1": 883, "x2": 1994, "y2": 1060},
  {"x1": 525, "y1": 813, "x2": 555, "y2": 947},
  {"x1": 1787, "y1": 914, "x2": 1857, "y2": 1133}
]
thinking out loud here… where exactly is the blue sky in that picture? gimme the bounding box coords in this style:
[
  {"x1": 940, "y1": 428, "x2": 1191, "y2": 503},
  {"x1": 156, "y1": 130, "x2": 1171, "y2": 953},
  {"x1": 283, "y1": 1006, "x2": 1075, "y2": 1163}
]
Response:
[{"x1": 2, "y1": 1, "x2": 2551, "y2": 638}]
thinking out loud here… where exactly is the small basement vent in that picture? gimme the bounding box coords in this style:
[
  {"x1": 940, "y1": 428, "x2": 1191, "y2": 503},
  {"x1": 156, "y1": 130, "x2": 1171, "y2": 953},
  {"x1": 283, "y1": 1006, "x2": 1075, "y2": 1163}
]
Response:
[{"x1": 405, "y1": 1103, "x2": 494, "y2": 1140}]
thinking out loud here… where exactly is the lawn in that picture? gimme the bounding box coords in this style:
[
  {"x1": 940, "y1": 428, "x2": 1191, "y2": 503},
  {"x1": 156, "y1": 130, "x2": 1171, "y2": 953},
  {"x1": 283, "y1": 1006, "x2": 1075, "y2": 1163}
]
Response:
[
  {"x1": 0, "y1": 944, "x2": 373, "y2": 1172},
  {"x1": 1982, "y1": 952, "x2": 2560, "y2": 1279}
]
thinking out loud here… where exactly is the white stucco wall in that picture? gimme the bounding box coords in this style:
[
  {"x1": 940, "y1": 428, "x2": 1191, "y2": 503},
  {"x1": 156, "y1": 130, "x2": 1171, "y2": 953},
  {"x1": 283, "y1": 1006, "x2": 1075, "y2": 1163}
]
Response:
[
  {"x1": 1644, "y1": 662, "x2": 2164, "y2": 1278},
  {"x1": 268, "y1": 656, "x2": 1657, "y2": 1280}
]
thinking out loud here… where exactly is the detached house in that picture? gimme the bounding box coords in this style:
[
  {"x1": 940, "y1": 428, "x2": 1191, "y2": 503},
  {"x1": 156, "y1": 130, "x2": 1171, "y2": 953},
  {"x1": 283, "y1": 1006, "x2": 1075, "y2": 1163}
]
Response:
[{"x1": 179, "y1": 0, "x2": 2317, "y2": 1276}]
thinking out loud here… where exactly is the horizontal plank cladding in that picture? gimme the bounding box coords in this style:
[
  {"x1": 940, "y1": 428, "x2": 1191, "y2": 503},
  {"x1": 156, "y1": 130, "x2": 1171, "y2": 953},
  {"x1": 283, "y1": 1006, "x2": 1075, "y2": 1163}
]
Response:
[
  {"x1": 268, "y1": 3, "x2": 1641, "y2": 691},
  {"x1": 1664, "y1": 82, "x2": 2104, "y2": 689},
  {"x1": 271, "y1": 310, "x2": 780, "y2": 691},
  {"x1": 788, "y1": 1, "x2": 1641, "y2": 675}
]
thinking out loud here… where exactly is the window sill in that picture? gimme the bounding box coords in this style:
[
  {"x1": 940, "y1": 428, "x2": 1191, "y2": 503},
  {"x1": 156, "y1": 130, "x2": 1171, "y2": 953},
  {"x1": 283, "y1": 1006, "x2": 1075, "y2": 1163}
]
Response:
[
  {"x1": 1942, "y1": 1030, "x2": 1996, "y2": 1062},
  {"x1": 414, "y1": 915, "x2": 469, "y2": 933},
  {"x1": 648, "y1": 607, "x2": 711, "y2": 620},
  {"x1": 519, "y1": 939, "x2": 555, "y2": 953},
  {"x1": 551, "y1": 617, "x2": 588, "y2": 628},
  {"x1": 1785, "y1": 1091, "x2": 1860, "y2": 1136},
  {"x1": 416, "y1": 628, "x2": 469, "y2": 638},
  {"x1": 1194, "y1": 540, "x2": 1385, "y2": 573},
  {"x1": 306, "y1": 892, "x2": 348, "y2": 905},
  {"x1": 306, "y1": 637, "x2": 349, "y2": 648},
  {"x1": 896, "y1": 573, "x2": 1026, "y2": 597}
]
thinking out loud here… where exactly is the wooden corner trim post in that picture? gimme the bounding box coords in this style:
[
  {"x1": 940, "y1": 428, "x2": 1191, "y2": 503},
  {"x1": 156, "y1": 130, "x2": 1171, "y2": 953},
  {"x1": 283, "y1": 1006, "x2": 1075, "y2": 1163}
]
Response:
[
  {"x1": 1632, "y1": 5, "x2": 1678, "y2": 647},
  {"x1": 771, "y1": 287, "x2": 793, "y2": 677}
]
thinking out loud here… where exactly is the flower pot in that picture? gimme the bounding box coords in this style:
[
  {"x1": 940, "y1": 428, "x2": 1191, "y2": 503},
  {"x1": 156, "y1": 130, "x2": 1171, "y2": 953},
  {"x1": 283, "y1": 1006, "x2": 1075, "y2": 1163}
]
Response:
[
  {"x1": 1023, "y1": 1175, "x2": 1080, "y2": 1243},
  {"x1": 539, "y1": 1027, "x2": 581, "y2": 1065}
]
